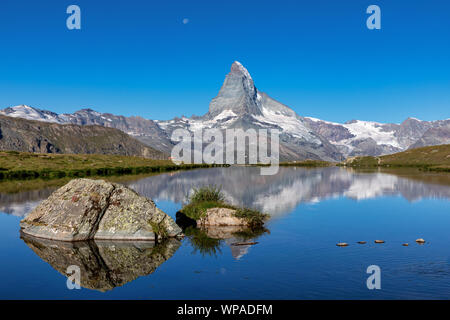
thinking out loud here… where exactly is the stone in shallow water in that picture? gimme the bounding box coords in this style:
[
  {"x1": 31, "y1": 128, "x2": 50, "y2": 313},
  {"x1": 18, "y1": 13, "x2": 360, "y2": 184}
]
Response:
[
  {"x1": 20, "y1": 178, "x2": 182, "y2": 241},
  {"x1": 197, "y1": 207, "x2": 247, "y2": 226},
  {"x1": 336, "y1": 243, "x2": 349, "y2": 247}
]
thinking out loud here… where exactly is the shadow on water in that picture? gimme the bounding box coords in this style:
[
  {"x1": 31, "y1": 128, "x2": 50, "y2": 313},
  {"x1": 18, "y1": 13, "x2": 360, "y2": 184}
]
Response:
[
  {"x1": 176, "y1": 211, "x2": 269, "y2": 259},
  {"x1": 20, "y1": 233, "x2": 181, "y2": 292}
]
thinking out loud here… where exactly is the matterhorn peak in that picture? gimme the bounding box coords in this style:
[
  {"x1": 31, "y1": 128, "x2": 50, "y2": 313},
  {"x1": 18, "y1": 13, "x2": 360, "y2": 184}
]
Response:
[
  {"x1": 230, "y1": 61, "x2": 252, "y2": 80},
  {"x1": 207, "y1": 61, "x2": 261, "y2": 118}
]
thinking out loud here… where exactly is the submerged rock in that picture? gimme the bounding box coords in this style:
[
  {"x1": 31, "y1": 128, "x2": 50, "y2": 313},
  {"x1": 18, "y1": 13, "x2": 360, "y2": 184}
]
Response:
[
  {"x1": 336, "y1": 242, "x2": 349, "y2": 247},
  {"x1": 231, "y1": 242, "x2": 258, "y2": 246},
  {"x1": 21, "y1": 233, "x2": 180, "y2": 291},
  {"x1": 20, "y1": 178, "x2": 182, "y2": 241}
]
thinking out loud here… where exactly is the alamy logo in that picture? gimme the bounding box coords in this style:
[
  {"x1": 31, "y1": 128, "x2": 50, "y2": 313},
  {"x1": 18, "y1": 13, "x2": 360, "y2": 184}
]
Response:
[
  {"x1": 66, "y1": 5, "x2": 81, "y2": 30},
  {"x1": 366, "y1": 265, "x2": 381, "y2": 290},
  {"x1": 66, "y1": 265, "x2": 81, "y2": 290},
  {"x1": 366, "y1": 5, "x2": 381, "y2": 30},
  {"x1": 170, "y1": 128, "x2": 280, "y2": 175}
]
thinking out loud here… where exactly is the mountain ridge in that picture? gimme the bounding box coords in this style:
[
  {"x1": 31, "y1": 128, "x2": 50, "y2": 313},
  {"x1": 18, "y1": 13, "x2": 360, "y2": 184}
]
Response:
[
  {"x1": 1, "y1": 61, "x2": 449, "y2": 160},
  {"x1": 0, "y1": 115, "x2": 166, "y2": 159}
]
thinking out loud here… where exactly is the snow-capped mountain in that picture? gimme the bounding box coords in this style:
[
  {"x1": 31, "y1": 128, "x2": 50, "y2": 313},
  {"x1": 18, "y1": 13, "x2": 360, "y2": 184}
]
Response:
[
  {"x1": 1, "y1": 61, "x2": 449, "y2": 160},
  {"x1": 303, "y1": 116, "x2": 450, "y2": 157},
  {"x1": 157, "y1": 61, "x2": 343, "y2": 161},
  {"x1": 0, "y1": 105, "x2": 66, "y2": 123}
]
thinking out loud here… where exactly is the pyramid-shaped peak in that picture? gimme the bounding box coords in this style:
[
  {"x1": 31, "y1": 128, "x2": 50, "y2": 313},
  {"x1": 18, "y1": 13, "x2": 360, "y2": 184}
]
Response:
[{"x1": 230, "y1": 61, "x2": 252, "y2": 79}]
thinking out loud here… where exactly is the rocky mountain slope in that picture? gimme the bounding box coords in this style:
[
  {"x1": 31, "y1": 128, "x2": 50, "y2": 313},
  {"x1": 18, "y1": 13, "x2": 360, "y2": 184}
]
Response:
[
  {"x1": 0, "y1": 115, "x2": 166, "y2": 158},
  {"x1": 408, "y1": 124, "x2": 450, "y2": 149},
  {"x1": 1, "y1": 61, "x2": 448, "y2": 160},
  {"x1": 0, "y1": 105, "x2": 174, "y2": 154}
]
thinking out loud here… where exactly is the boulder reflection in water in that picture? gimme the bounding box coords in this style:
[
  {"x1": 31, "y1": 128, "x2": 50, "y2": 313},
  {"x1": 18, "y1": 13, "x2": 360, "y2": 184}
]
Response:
[{"x1": 21, "y1": 233, "x2": 181, "y2": 292}]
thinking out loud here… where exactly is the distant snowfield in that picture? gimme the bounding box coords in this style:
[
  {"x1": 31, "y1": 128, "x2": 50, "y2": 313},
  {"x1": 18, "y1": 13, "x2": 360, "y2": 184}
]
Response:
[
  {"x1": 305, "y1": 117, "x2": 401, "y2": 149},
  {"x1": 0, "y1": 105, "x2": 64, "y2": 123}
]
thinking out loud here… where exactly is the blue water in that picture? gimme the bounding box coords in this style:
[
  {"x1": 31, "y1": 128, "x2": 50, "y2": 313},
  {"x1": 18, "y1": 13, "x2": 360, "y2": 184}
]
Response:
[{"x1": 1, "y1": 167, "x2": 450, "y2": 299}]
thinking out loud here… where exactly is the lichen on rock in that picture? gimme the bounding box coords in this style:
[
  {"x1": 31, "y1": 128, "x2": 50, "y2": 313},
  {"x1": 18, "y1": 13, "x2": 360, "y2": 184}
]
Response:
[{"x1": 20, "y1": 178, "x2": 182, "y2": 241}]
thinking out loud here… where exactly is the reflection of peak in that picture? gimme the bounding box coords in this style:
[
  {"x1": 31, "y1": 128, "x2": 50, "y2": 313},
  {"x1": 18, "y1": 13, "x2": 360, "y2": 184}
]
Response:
[{"x1": 228, "y1": 241, "x2": 251, "y2": 260}]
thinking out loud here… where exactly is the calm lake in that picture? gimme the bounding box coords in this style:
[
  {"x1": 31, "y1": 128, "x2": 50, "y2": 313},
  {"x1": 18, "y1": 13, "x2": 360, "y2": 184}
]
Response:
[{"x1": 1, "y1": 166, "x2": 450, "y2": 299}]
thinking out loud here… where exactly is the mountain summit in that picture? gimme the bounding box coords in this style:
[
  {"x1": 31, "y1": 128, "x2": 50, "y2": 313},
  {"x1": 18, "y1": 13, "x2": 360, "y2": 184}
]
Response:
[
  {"x1": 159, "y1": 61, "x2": 343, "y2": 161},
  {"x1": 208, "y1": 61, "x2": 262, "y2": 118}
]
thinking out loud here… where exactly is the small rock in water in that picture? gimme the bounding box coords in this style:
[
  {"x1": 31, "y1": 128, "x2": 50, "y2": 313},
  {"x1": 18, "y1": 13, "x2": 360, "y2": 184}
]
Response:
[
  {"x1": 357, "y1": 241, "x2": 366, "y2": 244},
  {"x1": 402, "y1": 243, "x2": 409, "y2": 246},
  {"x1": 415, "y1": 238, "x2": 426, "y2": 244},
  {"x1": 197, "y1": 208, "x2": 248, "y2": 226},
  {"x1": 231, "y1": 242, "x2": 258, "y2": 246},
  {"x1": 374, "y1": 240, "x2": 385, "y2": 244},
  {"x1": 336, "y1": 243, "x2": 348, "y2": 247}
]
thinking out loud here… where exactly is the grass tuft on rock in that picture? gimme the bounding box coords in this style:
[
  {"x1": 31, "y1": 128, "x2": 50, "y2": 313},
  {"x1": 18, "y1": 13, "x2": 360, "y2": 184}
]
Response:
[
  {"x1": 148, "y1": 221, "x2": 168, "y2": 241},
  {"x1": 180, "y1": 185, "x2": 268, "y2": 226},
  {"x1": 235, "y1": 207, "x2": 269, "y2": 228},
  {"x1": 188, "y1": 185, "x2": 225, "y2": 203}
]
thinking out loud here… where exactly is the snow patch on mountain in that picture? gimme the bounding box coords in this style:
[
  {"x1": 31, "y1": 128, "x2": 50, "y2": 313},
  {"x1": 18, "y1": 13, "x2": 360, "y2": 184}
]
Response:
[
  {"x1": 214, "y1": 109, "x2": 237, "y2": 121},
  {"x1": 342, "y1": 120, "x2": 400, "y2": 148},
  {"x1": 304, "y1": 117, "x2": 401, "y2": 151},
  {"x1": 0, "y1": 105, "x2": 64, "y2": 123},
  {"x1": 254, "y1": 107, "x2": 321, "y2": 144}
]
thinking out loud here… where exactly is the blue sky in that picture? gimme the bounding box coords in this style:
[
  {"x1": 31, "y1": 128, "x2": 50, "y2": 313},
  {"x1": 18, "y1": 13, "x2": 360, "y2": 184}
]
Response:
[{"x1": 0, "y1": 0, "x2": 449, "y2": 123}]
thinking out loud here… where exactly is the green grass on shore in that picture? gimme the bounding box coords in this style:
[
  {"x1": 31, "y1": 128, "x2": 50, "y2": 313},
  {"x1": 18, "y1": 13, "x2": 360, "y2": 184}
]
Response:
[
  {"x1": 0, "y1": 151, "x2": 226, "y2": 181},
  {"x1": 279, "y1": 160, "x2": 334, "y2": 167},
  {"x1": 254, "y1": 159, "x2": 334, "y2": 168},
  {"x1": 342, "y1": 144, "x2": 450, "y2": 172}
]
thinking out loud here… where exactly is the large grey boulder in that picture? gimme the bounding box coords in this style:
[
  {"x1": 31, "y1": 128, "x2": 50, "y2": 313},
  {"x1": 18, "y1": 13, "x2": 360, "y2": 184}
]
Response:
[{"x1": 20, "y1": 178, "x2": 182, "y2": 241}]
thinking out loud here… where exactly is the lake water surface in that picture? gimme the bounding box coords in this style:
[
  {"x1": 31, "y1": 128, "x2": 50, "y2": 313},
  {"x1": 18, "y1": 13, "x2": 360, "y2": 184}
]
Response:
[{"x1": 1, "y1": 166, "x2": 450, "y2": 299}]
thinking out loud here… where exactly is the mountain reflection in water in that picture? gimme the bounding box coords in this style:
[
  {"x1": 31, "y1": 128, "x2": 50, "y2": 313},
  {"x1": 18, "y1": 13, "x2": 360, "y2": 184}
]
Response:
[
  {"x1": 124, "y1": 167, "x2": 450, "y2": 216},
  {"x1": 1, "y1": 167, "x2": 449, "y2": 218}
]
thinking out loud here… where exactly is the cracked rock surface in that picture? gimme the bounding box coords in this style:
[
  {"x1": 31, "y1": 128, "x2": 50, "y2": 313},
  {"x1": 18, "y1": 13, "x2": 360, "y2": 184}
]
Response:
[{"x1": 20, "y1": 178, "x2": 182, "y2": 241}]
